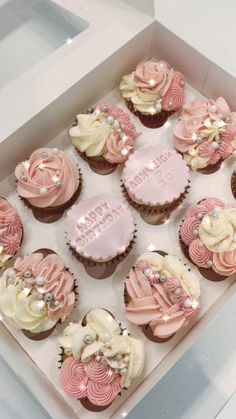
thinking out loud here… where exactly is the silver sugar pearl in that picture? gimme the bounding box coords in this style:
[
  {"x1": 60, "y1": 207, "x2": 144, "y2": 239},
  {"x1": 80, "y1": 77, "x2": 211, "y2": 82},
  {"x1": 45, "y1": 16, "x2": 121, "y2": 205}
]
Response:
[
  {"x1": 210, "y1": 105, "x2": 217, "y2": 113},
  {"x1": 144, "y1": 268, "x2": 152, "y2": 277},
  {"x1": 155, "y1": 102, "x2": 162, "y2": 112},
  {"x1": 120, "y1": 368, "x2": 128, "y2": 376},
  {"x1": 52, "y1": 147, "x2": 59, "y2": 155},
  {"x1": 23, "y1": 270, "x2": 32, "y2": 278},
  {"x1": 20, "y1": 175, "x2": 27, "y2": 181},
  {"x1": 212, "y1": 141, "x2": 219, "y2": 149},
  {"x1": 159, "y1": 273, "x2": 167, "y2": 283},
  {"x1": 101, "y1": 105, "x2": 108, "y2": 112},
  {"x1": 175, "y1": 287, "x2": 182, "y2": 296},
  {"x1": 225, "y1": 116, "x2": 231, "y2": 124},
  {"x1": 40, "y1": 187, "x2": 48, "y2": 195},
  {"x1": 106, "y1": 115, "x2": 114, "y2": 125},
  {"x1": 35, "y1": 276, "x2": 45, "y2": 286},
  {"x1": 197, "y1": 212, "x2": 203, "y2": 220},
  {"x1": 193, "y1": 228, "x2": 199, "y2": 236},
  {"x1": 168, "y1": 101, "x2": 173, "y2": 109},
  {"x1": 83, "y1": 334, "x2": 93, "y2": 344},
  {"x1": 184, "y1": 298, "x2": 193, "y2": 308},
  {"x1": 53, "y1": 300, "x2": 60, "y2": 307},
  {"x1": 207, "y1": 260, "x2": 213, "y2": 267},
  {"x1": 44, "y1": 292, "x2": 52, "y2": 301},
  {"x1": 41, "y1": 152, "x2": 48, "y2": 158},
  {"x1": 56, "y1": 180, "x2": 62, "y2": 189}
]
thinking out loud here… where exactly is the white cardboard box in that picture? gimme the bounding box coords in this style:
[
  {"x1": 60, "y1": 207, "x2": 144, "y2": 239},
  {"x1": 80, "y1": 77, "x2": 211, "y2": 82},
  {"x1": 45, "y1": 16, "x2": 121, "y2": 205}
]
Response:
[{"x1": 0, "y1": 2, "x2": 236, "y2": 419}]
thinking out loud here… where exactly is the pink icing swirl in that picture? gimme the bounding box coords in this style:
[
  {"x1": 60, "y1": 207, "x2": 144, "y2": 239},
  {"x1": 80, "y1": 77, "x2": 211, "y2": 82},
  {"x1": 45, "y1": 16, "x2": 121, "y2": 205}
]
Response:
[
  {"x1": 173, "y1": 97, "x2": 235, "y2": 168},
  {"x1": 162, "y1": 81, "x2": 184, "y2": 111},
  {"x1": 200, "y1": 198, "x2": 225, "y2": 210},
  {"x1": 185, "y1": 203, "x2": 208, "y2": 219},
  {"x1": 133, "y1": 60, "x2": 173, "y2": 95},
  {"x1": 103, "y1": 133, "x2": 134, "y2": 164},
  {"x1": 189, "y1": 239, "x2": 213, "y2": 268},
  {"x1": 14, "y1": 252, "x2": 75, "y2": 321},
  {"x1": 0, "y1": 197, "x2": 23, "y2": 257},
  {"x1": 15, "y1": 148, "x2": 79, "y2": 208},
  {"x1": 180, "y1": 217, "x2": 201, "y2": 245},
  {"x1": 60, "y1": 356, "x2": 122, "y2": 406},
  {"x1": 213, "y1": 250, "x2": 236, "y2": 276},
  {"x1": 60, "y1": 356, "x2": 88, "y2": 398},
  {"x1": 126, "y1": 262, "x2": 199, "y2": 338}
]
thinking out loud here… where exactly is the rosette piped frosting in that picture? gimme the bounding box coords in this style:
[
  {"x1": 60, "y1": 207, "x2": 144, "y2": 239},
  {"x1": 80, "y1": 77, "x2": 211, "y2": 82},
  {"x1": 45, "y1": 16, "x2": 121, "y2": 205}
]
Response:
[
  {"x1": 69, "y1": 102, "x2": 140, "y2": 164},
  {"x1": 173, "y1": 97, "x2": 236, "y2": 171},
  {"x1": 119, "y1": 59, "x2": 185, "y2": 115},
  {"x1": 0, "y1": 252, "x2": 75, "y2": 333},
  {"x1": 59, "y1": 309, "x2": 145, "y2": 407},
  {"x1": 180, "y1": 198, "x2": 236, "y2": 276},
  {"x1": 0, "y1": 198, "x2": 23, "y2": 268},
  {"x1": 125, "y1": 252, "x2": 200, "y2": 338}
]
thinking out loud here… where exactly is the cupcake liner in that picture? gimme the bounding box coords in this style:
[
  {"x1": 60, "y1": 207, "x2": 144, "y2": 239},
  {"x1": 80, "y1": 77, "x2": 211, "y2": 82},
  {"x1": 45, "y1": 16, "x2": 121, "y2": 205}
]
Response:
[
  {"x1": 18, "y1": 168, "x2": 83, "y2": 223},
  {"x1": 125, "y1": 99, "x2": 174, "y2": 128},
  {"x1": 231, "y1": 171, "x2": 236, "y2": 199},
  {"x1": 124, "y1": 250, "x2": 175, "y2": 342},
  {"x1": 78, "y1": 150, "x2": 117, "y2": 175},
  {"x1": 68, "y1": 234, "x2": 136, "y2": 279},
  {"x1": 178, "y1": 223, "x2": 226, "y2": 282},
  {"x1": 121, "y1": 180, "x2": 190, "y2": 225},
  {"x1": 21, "y1": 248, "x2": 77, "y2": 340},
  {"x1": 198, "y1": 159, "x2": 223, "y2": 174}
]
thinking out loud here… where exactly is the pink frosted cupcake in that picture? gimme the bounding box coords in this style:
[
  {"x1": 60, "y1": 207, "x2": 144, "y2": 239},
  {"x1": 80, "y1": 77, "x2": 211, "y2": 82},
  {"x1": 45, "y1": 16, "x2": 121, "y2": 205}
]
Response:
[
  {"x1": 179, "y1": 198, "x2": 236, "y2": 281},
  {"x1": 119, "y1": 59, "x2": 185, "y2": 128},
  {"x1": 121, "y1": 145, "x2": 190, "y2": 224},
  {"x1": 173, "y1": 97, "x2": 236, "y2": 173},
  {"x1": 69, "y1": 102, "x2": 140, "y2": 175},
  {"x1": 0, "y1": 197, "x2": 23, "y2": 269},
  {"x1": 124, "y1": 251, "x2": 200, "y2": 342},
  {"x1": 66, "y1": 194, "x2": 136, "y2": 279},
  {"x1": 0, "y1": 249, "x2": 76, "y2": 340},
  {"x1": 15, "y1": 147, "x2": 82, "y2": 222},
  {"x1": 59, "y1": 308, "x2": 145, "y2": 412}
]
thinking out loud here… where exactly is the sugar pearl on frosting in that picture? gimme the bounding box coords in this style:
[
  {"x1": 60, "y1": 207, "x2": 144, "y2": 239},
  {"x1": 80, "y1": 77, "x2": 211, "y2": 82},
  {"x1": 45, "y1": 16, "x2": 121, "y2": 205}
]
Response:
[
  {"x1": 44, "y1": 292, "x2": 52, "y2": 301},
  {"x1": 41, "y1": 151, "x2": 48, "y2": 158},
  {"x1": 120, "y1": 368, "x2": 128, "y2": 376},
  {"x1": 168, "y1": 101, "x2": 173, "y2": 109},
  {"x1": 83, "y1": 334, "x2": 93, "y2": 344},
  {"x1": 20, "y1": 175, "x2": 27, "y2": 181},
  {"x1": 144, "y1": 268, "x2": 152, "y2": 277},
  {"x1": 159, "y1": 273, "x2": 167, "y2": 283},
  {"x1": 225, "y1": 116, "x2": 231, "y2": 123},
  {"x1": 52, "y1": 147, "x2": 59, "y2": 155},
  {"x1": 193, "y1": 228, "x2": 199, "y2": 236},
  {"x1": 175, "y1": 287, "x2": 182, "y2": 296},
  {"x1": 53, "y1": 300, "x2": 60, "y2": 307},
  {"x1": 35, "y1": 276, "x2": 45, "y2": 286},
  {"x1": 155, "y1": 102, "x2": 162, "y2": 112},
  {"x1": 207, "y1": 260, "x2": 213, "y2": 267},
  {"x1": 184, "y1": 298, "x2": 193, "y2": 308},
  {"x1": 40, "y1": 187, "x2": 48, "y2": 195},
  {"x1": 210, "y1": 105, "x2": 217, "y2": 113},
  {"x1": 56, "y1": 180, "x2": 62, "y2": 189},
  {"x1": 197, "y1": 212, "x2": 203, "y2": 220},
  {"x1": 107, "y1": 115, "x2": 114, "y2": 125},
  {"x1": 212, "y1": 141, "x2": 219, "y2": 149},
  {"x1": 180, "y1": 80, "x2": 185, "y2": 86},
  {"x1": 23, "y1": 270, "x2": 32, "y2": 278}
]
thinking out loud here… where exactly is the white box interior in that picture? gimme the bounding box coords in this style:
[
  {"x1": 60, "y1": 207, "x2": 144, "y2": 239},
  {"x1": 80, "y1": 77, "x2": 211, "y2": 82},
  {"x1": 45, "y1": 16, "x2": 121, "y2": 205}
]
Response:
[{"x1": 0, "y1": 15, "x2": 236, "y2": 419}]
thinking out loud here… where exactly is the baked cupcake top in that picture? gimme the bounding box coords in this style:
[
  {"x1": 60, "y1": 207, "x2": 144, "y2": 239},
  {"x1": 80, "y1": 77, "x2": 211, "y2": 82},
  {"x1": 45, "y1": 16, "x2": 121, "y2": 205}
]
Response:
[
  {"x1": 15, "y1": 148, "x2": 80, "y2": 208},
  {"x1": 59, "y1": 308, "x2": 145, "y2": 406},
  {"x1": 66, "y1": 194, "x2": 135, "y2": 261},
  {"x1": 119, "y1": 59, "x2": 185, "y2": 115},
  {"x1": 180, "y1": 198, "x2": 236, "y2": 276},
  {"x1": 0, "y1": 251, "x2": 75, "y2": 333},
  {"x1": 173, "y1": 97, "x2": 236, "y2": 171},
  {"x1": 125, "y1": 252, "x2": 200, "y2": 338},
  {"x1": 122, "y1": 145, "x2": 189, "y2": 206},
  {"x1": 0, "y1": 197, "x2": 23, "y2": 268},
  {"x1": 69, "y1": 102, "x2": 140, "y2": 163}
]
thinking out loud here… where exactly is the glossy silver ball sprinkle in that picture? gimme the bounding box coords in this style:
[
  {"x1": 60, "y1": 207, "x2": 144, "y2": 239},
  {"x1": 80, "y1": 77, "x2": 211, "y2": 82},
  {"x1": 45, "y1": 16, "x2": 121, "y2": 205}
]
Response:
[
  {"x1": 56, "y1": 180, "x2": 62, "y2": 189},
  {"x1": 180, "y1": 80, "x2": 185, "y2": 86},
  {"x1": 101, "y1": 105, "x2": 108, "y2": 112},
  {"x1": 52, "y1": 147, "x2": 59, "y2": 155},
  {"x1": 168, "y1": 101, "x2": 173, "y2": 109},
  {"x1": 23, "y1": 270, "x2": 32, "y2": 278},
  {"x1": 155, "y1": 102, "x2": 162, "y2": 112},
  {"x1": 207, "y1": 260, "x2": 213, "y2": 267},
  {"x1": 144, "y1": 268, "x2": 152, "y2": 277},
  {"x1": 212, "y1": 141, "x2": 219, "y2": 149},
  {"x1": 20, "y1": 175, "x2": 27, "y2": 181},
  {"x1": 184, "y1": 298, "x2": 193, "y2": 308},
  {"x1": 53, "y1": 300, "x2": 60, "y2": 307},
  {"x1": 197, "y1": 212, "x2": 203, "y2": 220},
  {"x1": 193, "y1": 228, "x2": 199, "y2": 236},
  {"x1": 44, "y1": 292, "x2": 52, "y2": 301},
  {"x1": 107, "y1": 115, "x2": 114, "y2": 125},
  {"x1": 159, "y1": 273, "x2": 167, "y2": 283},
  {"x1": 83, "y1": 334, "x2": 93, "y2": 344},
  {"x1": 35, "y1": 276, "x2": 45, "y2": 286},
  {"x1": 40, "y1": 187, "x2": 48, "y2": 195},
  {"x1": 225, "y1": 116, "x2": 231, "y2": 124},
  {"x1": 175, "y1": 287, "x2": 182, "y2": 296},
  {"x1": 120, "y1": 368, "x2": 128, "y2": 376},
  {"x1": 41, "y1": 152, "x2": 48, "y2": 158},
  {"x1": 210, "y1": 105, "x2": 217, "y2": 113}
]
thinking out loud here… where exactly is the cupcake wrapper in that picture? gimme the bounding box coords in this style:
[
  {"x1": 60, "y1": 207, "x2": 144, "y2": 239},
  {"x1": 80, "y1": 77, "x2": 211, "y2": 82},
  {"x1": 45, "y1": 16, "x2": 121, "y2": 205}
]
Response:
[
  {"x1": 121, "y1": 180, "x2": 190, "y2": 216},
  {"x1": 125, "y1": 99, "x2": 174, "y2": 128},
  {"x1": 18, "y1": 168, "x2": 83, "y2": 223},
  {"x1": 231, "y1": 171, "x2": 236, "y2": 199},
  {"x1": 77, "y1": 150, "x2": 118, "y2": 175},
  {"x1": 197, "y1": 159, "x2": 223, "y2": 174},
  {"x1": 178, "y1": 223, "x2": 226, "y2": 282}
]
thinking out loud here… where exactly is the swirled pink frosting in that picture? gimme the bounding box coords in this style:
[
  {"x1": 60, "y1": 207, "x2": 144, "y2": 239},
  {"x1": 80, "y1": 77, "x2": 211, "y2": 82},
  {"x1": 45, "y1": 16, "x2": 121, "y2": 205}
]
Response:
[
  {"x1": 15, "y1": 148, "x2": 80, "y2": 208},
  {"x1": 0, "y1": 197, "x2": 23, "y2": 257},
  {"x1": 173, "y1": 97, "x2": 236, "y2": 169},
  {"x1": 60, "y1": 356, "x2": 121, "y2": 406},
  {"x1": 133, "y1": 60, "x2": 184, "y2": 111},
  {"x1": 125, "y1": 261, "x2": 199, "y2": 338},
  {"x1": 14, "y1": 252, "x2": 75, "y2": 321},
  {"x1": 180, "y1": 198, "x2": 236, "y2": 276},
  {"x1": 103, "y1": 133, "x2": 135, "y2": 164}
]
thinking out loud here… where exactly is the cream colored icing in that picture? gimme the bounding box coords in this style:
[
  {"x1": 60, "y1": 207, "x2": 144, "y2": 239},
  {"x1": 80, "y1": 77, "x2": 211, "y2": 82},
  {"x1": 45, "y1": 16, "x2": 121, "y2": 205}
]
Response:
[
  {"x1": 199, "y1": 208, "x2": 236, "y2": 253},
  {"x1": 59, "y1": 309, "x2": 144, "y2": 388}
]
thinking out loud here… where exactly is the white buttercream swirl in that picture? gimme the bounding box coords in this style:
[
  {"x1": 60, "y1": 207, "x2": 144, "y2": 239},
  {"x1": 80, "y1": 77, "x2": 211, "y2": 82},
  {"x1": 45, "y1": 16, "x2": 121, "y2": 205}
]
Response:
[
  {"x1": 70, "y1": 113, "x2": 111, "y2": 157},
  {"x1": 199, "y1": 208, "x2": 236, "y2": 253},
  {"x1": 0, "y1": 269, "x2": 56, "y2": 332}
]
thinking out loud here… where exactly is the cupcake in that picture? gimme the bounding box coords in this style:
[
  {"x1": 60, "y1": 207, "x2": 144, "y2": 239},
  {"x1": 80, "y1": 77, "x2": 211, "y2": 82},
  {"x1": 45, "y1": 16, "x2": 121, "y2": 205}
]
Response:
[
  {"x1": 0, "y1": 197, "x2": 23, "y2": 269},
  {"x1": 173, "y1": 97, "x2": 236, "y2": 173},
  {"x1": 15, "y1": 147, "x2": 82, "y2": 222},
  {"x1": 119, "y1": 59, "x2": 185, "y2": 128},
  {"x1": 0, "y1": 249, "x2": 76, "y2": 340},
  {"x1": 121, "y1": 145, "x2": 190, "y2": 225},
  {"x1": 66, "y1": 194, "x2": 136, "y2": 279},
  {"x1": 59, "y1": 308, "x2": 145, "y2": 412},
  {"x1": 124, "y1": 251, "x2": 200, "y2": 342},
  {"x1": 69, "y1": 102, "x2": 140, "y2": 175},
  {"x1": 231, "y1": 170, "x2": 236, "y2": 199},
  {"x1": 179, "y1": 198, "x2": 236, "y2": 281}
]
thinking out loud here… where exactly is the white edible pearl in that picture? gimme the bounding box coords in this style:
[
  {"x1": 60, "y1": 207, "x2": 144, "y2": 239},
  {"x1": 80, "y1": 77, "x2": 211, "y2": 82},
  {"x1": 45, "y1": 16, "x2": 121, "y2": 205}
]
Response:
[
  {"x1": 40, "y1": 187, "x2": 48, "y2": 195},
  {"x1": 193, "y1": 228, "x2": 199, "y2": 236},
  {"x1": 207, "y1": 260, "x2": 213, "y2": 267},
  {"x1": 197, "y1": 212, "x2": 203, "y2": 220},
  {"x1": 210, "y1": 105, "x2": 217, "y2": 113},
  {"x1": 56, "y1": 180, "x2": 62, "y2": 189},
  {"x1": 180, "y1": 80, "x2": 185, "y2": 86},
  {"x1": 155, "y1": 102, "x2": 162, "y2": 112},
  {"x1": 44, "y1": 292, "x2": 52, "y2": 301},
  {"x1": 144, "y1": 268, "x2": 152, "y2": 277},
  {"x1": 168, "y1": 101, "x2": 173, "y2": 109},
  {"x1": 36, "y1": 276, "x2": 45, "y2": 286},
  {"x1": 20, "y1": 175, "x2": 27, "y2": 181},
  {"x1": 212, "y1": 141, "x2": 219, "y2": 149},
  {"x1": 52, "y1": 147, "x2": 59, "y2": 155},
  {"x1": 53, "y1": 300, "x2": 60, "y2": 307},
  {"x1": 175, "y1": 287, "x2": 182, "y2": 296},
  {"x1": 107, "y1": 115, "x2": 114, "y2": 125},
  {"x1": 120, "y1": 368, "x2": 128, "y2": 376},
  {"x1": 41, "y1": 152, "x2": 48, "y2": 158},
  {"x1": 184, "y1": 298, "x2": 193, "y2": 308}
]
